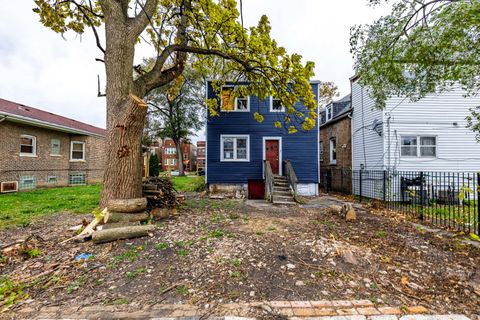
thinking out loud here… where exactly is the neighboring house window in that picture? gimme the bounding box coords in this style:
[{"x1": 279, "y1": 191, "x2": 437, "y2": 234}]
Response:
[
  {"x1": 20, "y1": 135, "x2": 36, "y2": 156},
  {"x1": 326, "y1": 106, "x2": 333, "y2": 121},
  {"x1": 69, "y1": 173, "x2": 86, "y2": 185},
  {"x1": 270, "y1": 97, "x2": 285, "y2": 112},
  {"x1": 165, "y1": 159, "x2": 176, "y2": 165},
  {"x1": 47, "y1": 176, "x2": 57, "y2": 184},
  {"x1": 51, "y1": 139, "x2": 61, "y2": 155},
  {"x1": 401, "y1": 135, "x2": 436, "y2": 157},
  {"x1": 329, "y1": 138, "x2": 336, "y2": 164},
  {"x1": 220, "y1": 135, "x2": 249, "y2": 161},
  {"x1": 70, "y1": 141, "x2": 85, "y2": 160},
  {"x1": 420, "y1": 136, "x2": 436, "y2": 157},
  {"x1": 165, "y1": 148, "x2": 176, "y2": 155},
  {"x1": 319, "y1": 141, "x2": 324, "y2": 162},
  {"x1": 19, "y1": 176, "x2": 36, "y2": 190},
  {"x1": 183, "y1": 153, "x2": 188, "y2": 160},
  {"x1": 221, "y1": 86, "x2": 249, "y2": 112}
]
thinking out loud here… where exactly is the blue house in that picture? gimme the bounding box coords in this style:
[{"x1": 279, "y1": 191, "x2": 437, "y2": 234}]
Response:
[{"x1": 205, "y1": 80, "x2": 320, "y2": 202}]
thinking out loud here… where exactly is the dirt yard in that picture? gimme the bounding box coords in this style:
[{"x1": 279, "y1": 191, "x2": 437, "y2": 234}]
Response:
[{"x1": 1, "y1": 194, "x2": 480, "y2": 317}]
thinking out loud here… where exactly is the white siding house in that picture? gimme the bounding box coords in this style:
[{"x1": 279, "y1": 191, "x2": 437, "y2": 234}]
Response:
[{"x1": 351, "y1": 77, "x2": 480, "y2": 200}]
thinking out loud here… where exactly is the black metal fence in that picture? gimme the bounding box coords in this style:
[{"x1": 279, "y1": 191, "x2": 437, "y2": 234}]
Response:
[{"x1": 323, "y1": 168, "x2": 480, "y2": 235}]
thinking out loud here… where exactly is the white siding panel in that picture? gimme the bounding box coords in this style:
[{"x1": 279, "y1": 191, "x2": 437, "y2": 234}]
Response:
[
  {"x1": 385, "y1": 88, "x2": 480, "y2": 172},
  {"x1": 351, "y1": 81, "x2": 385, "y2": 171}
]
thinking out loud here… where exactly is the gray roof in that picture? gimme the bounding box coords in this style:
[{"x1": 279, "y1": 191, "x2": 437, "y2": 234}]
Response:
[{"x1": 320, "y1": 94, "x2": 352, "y2": 125}]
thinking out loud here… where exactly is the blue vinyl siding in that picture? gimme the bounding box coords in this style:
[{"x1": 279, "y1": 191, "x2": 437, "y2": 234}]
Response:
[{"x1": 206, "y1": 82, "x2": 319, "y2": 185}]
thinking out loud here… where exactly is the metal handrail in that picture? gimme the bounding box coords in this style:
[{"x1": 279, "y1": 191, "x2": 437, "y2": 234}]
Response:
[
  {"x1": 264, "y1": 160, "x2": 274, "y2": 202},
  {"x1": 284, "y1": 160, "x2": 298, "y2": 200}
]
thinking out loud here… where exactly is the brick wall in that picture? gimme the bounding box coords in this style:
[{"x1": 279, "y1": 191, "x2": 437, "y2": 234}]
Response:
[
  {"x1": 160, "y1": 139, "x2": 195, "y2": 172},
  {"x1": 319, "y1": 116, "x2": 352, "y2": 192},
  {"x1": 0, "y1": 120, "x2": 105, "y2": 190}
]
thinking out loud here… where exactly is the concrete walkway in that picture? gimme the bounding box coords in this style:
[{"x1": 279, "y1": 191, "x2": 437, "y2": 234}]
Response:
[{"x1": 13, "y1": 300, "x2": 474, "y2": 320}]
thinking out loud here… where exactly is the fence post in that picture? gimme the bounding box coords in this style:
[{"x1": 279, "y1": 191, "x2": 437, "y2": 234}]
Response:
[
  {"x1": 419, "y1": 171, "x2": 424, "y2": 220},
  {"x1": 383, "y1": 170, "x2": 387, "y2": 203},
  {"x1": 359, "y1": 170, "x2": 363, "y2": 203},
  {"x1": 477, "y1": 172, "x2": 480, "y2": 235}
]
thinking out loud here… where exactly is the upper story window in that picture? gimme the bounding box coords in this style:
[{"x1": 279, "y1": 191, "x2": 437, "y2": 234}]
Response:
[
  {"x1": 70, "y1": 141, "x2": 85, "y2": 161},
  {"x1": 326, "y1": 105, "x2": 333, "y2": 121},
  {"x1": 401, "y1": 135, "x2": 436, "y2": 157},
  {"x1": 51, "y1": 139, "x2": 61, "y2": 156},
  {"x1": 329, "y1": 138, "x2": 336, "y2": 164},
  {"x1": 221, "y1": 135, "x2": 249, "y2": 161},
  {"x1": 270, "y1": 97, "x2": 285, "y2": 112},
  {"x1": 165, "y1": 147, "x2": 176, "y2": 155},
  {"x1": 221, "y1": 86, "x2": 249, "y2": 112},
  {"x1": 20, "y1": 135, "x2": 36, "y2": 156}
]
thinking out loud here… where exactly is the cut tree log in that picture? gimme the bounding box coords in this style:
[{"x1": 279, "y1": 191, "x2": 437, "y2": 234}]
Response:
[
  {"x1": 107, "y1": 198, "x2": 147, "y2": 213},
  {"x1": 92, "y1": 225, "x2": 156, "y2": 244},
  {"x1": 108, "y1": 211, "x2": 149, "y2": 223}
]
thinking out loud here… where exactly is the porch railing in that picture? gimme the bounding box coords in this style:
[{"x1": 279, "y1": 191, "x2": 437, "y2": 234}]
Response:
[
  {"x1": 264, "y1": 160, "x2": 274, "y2": 202},
  {"x1": 284, "y1": 160, "x2": 298, "y2": 201}
]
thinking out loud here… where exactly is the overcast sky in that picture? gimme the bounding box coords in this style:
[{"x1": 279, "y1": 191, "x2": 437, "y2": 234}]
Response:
[{"x1": 0, "y1": 1, "x2": 390, "y2": 139}]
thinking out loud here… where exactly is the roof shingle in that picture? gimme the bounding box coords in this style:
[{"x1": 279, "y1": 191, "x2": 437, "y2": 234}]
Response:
[{"x1": 0, "y1": 98, "x2": 106, "y2": 137}]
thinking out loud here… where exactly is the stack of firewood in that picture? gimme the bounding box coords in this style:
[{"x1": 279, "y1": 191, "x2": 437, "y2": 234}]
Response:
[
  {"x1": 143, "y1": 177, "x2": 177, "y2": 209},
  {"x1": 92, "y1": 198, "x2": 154, "y2": 244}
]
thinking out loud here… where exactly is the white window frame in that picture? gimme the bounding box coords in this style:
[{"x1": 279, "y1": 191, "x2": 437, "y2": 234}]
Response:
[
  {"x1": 50, "y1": 138, "x2": 61, "y2": 156},
  {"x1": 70, "y1": 141, "x2": 86, "y2": 161},
  {"x1": 269, "y1": 96, "x2": 285, "y2": 112},
  {"x1": 220, "y1": 134, "x2": 250, "y2": 162},
  {"x1": 400, "y1": 135, "x2": 437, "y2": 158},
  {"x1": 20, "y1": 134, "x2": 37, "y2": 156},
  {"x1": 326, "y1": 105, "x2": 333, "y2": 121},
  {"x1": 329, "y1": 138, "x2": 336, "y2": 165},
  {"x1": 165, "y1": 147, "x2": 176, "y2": 155},
  {"x1": 220, "y1": 85, "x2": 250, "y2": 112}
]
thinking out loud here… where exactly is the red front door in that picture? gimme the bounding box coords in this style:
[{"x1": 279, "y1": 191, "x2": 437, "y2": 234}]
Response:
[{"x1": 265, "y1": 140, "x2": 280, "y2": 175}]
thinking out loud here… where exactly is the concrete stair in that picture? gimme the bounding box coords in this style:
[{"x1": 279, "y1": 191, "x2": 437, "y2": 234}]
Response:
[{"x1": 272, "y1": 175, "x2": 296, "y2": 205}]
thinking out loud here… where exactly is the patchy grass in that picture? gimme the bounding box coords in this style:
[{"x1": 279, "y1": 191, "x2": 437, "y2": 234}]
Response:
[
  {"x1": 0, "y1": 184, "x2": 101, "y2": 229},
  {"x1": 172, "y1": 176, "x2": 205, "y2": 192}
]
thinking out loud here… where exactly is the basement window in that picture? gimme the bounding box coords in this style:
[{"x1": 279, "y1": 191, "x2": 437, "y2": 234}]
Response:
[
  {"x1": 69, "y1": 173, "x2": 86, "y2": 185},
  {"x1": 19, "y1": 176, "x2": 36, "y2": 190}
]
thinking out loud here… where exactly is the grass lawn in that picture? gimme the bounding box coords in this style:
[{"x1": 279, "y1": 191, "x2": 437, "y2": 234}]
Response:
[
  {"x1": 171, "y1": 175, "x2": 205, "y2": 192},
  {"x1": 0, "y1": 184, "x2": 101, "y2": 229}
]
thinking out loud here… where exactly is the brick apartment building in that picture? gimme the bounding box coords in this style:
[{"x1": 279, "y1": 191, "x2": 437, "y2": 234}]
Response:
[
  {"x1": 196, "y1": 141, "x2": 205, "y2": 171},
  {"x1": 160, "y1": 138, "x2": 197, "y2": 172},
  {"x1": 0, "y1": 98, "x2": 106, "y2": 192},
  {"x1": 319, "y1": 94, "x2": 352, "y2": 192}
]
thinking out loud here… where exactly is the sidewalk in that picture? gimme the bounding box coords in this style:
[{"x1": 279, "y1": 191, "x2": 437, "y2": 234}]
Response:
[{"x1": 13, "y1": 300, "x2": 474, "y2": 319}]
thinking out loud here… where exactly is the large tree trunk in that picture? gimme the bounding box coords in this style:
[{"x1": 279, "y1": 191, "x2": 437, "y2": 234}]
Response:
[
  {"x1": 101, "y1": 95, "x2": 147, "y2": 206},
  {"x1": 175, "y1": 139, "x2": 185, "y2": 176},
  {"x1": 100, "y1": 7, "x2": 147, "y2": 207}
]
